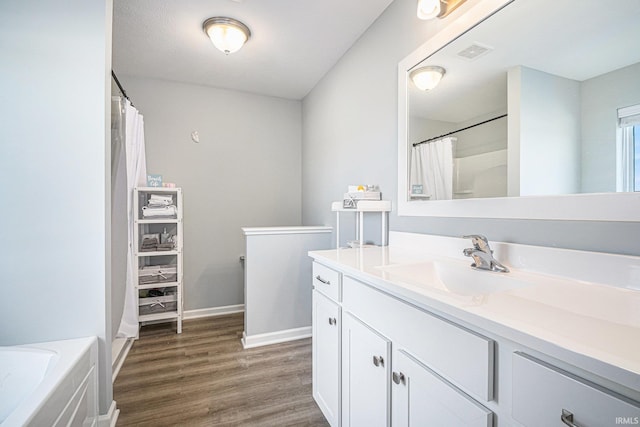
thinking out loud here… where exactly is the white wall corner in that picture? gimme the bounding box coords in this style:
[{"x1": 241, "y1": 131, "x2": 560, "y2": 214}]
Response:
[{"x1": 98, "y1": 401, "x2": 119, "y2": 427}]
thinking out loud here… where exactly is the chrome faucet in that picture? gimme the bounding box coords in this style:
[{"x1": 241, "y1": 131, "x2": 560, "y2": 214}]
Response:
[{"x1": 462, "y1": 235, "x2": 509, "y2": 273}]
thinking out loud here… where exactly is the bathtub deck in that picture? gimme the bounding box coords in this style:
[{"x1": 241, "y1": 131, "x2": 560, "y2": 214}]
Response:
[{"x1": 113, "y1": 313, "x2": 328, "y2": 426}]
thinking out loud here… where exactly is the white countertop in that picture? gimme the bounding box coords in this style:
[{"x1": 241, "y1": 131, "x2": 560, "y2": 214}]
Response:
[{"x1": 309, "y1": 233, "x2": 640, "y2": 393}]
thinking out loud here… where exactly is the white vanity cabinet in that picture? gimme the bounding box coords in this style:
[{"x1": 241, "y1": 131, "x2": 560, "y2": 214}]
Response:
[
  {"x1": 340, "y1": 275, "x2": 493, "y2": 427},
  {"x1": 512, "y1": 352, "x2": 640, "y2": 426},
  {"x1": 341, "y1": 310, "x2": 492, "y2": 427},
  {"x1": 312, "y1": 262, "x2": 342, "y2": 427},
  {"x1": 310, "y1": 234, "x2": 640, "y2": 426},
  {"x1": 341, "y1": 313, "x2": 391, "y2": 427}
]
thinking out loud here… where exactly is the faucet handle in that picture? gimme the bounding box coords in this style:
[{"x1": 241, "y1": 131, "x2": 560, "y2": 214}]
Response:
[{"x1": 462, "y1": 234, "x2": 490, "y2": 251}]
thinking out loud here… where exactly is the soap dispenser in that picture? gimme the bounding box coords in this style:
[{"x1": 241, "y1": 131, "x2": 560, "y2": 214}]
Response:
[{"x1": 161, "y1": 227, "x2": 170, "y2": 244}]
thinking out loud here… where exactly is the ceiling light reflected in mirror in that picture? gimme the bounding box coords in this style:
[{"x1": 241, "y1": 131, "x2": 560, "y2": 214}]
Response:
[{"x1": 410, "y1": 66, "x2": 446, "y2": 91}]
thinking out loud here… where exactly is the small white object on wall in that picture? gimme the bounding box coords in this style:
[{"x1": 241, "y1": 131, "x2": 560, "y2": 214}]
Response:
[{"x1": 190, "y1": 131, "x2": 200, "y2": 143}]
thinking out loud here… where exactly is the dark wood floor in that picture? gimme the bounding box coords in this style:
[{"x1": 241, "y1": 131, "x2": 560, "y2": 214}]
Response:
[{"x1": 113, "y1": 313, "x2": 329, "y2": 426}]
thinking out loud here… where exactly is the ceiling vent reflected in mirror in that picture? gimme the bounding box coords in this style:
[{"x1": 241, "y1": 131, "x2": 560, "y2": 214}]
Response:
[{"x1": 457, "y1": 43, "x2": 493, "y2": 61}]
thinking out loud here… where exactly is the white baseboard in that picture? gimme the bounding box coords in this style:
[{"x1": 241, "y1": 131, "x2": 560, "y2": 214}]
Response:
[
  {"x1": 184, "y1": 304, "x2": 244, "y2": 319},
  {"x1": 241, "y1": 326, "x2": 312, "y2": 349},
  {"x1": 98, "y1": 401, "x2": 119, "y2": 427},
  {"x1": 111, "y1": 338, "x2": 134, "y2": 383}
]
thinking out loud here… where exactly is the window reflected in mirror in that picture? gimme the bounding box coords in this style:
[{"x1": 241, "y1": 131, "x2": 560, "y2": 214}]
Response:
[{"x1": 617, "y1": 104, "x2": 640, "y2": 192}]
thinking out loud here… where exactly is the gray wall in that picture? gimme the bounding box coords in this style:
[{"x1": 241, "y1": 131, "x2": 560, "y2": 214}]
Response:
[
  {"x1": 0, "y1": 0, "x2": 113, "y2": 414},
  {"x1": 513, "y1": 66, "x2": 581, "y2": 196},
  {"x1": 301, "y1": 0, "x2": 640, "y2": 257},
  {"x1": 120, "y1": 77, "x2": 303, "y2": 310}
]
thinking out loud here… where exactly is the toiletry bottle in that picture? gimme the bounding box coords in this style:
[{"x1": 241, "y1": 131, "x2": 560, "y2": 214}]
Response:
[{"x1": 161, "y1": 227, "x2": 170, "y2": 244}]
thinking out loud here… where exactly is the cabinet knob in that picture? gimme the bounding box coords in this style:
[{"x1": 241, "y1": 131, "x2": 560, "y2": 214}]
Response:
[
  {"x1": 328, "y1": 317, "x2": 337, "y2": 325},
  {"x1": 561, "y1": 409, "x2": 581, "y2": 427},
  {"x1": 392, "y1": 371, "x2": 406, "y2": 385},
  {"x1": 373, "y1": 356, "x2": 384, "y2": 367},
  {"x1": 315, "y1": 275, "x2": 331, "y2": 285}
]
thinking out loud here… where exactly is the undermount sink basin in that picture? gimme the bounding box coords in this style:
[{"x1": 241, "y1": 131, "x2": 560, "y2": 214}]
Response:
[{"x1": 375, "y1": 259, "x2": 531, "y2": 297}]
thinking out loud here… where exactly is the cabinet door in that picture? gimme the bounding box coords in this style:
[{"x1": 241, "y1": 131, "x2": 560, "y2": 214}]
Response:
[
  {"x1": 342, "y1": 313, "x2": 390, "y2": 427},
  {"x1": 313, "y1": 290, "x2": 341, "y2": 427},
  {"x1": 392, "y1": 350, "x2": 492, "y2": 427}
]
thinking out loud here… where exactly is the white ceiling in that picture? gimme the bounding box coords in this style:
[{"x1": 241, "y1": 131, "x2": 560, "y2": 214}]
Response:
[
  {"x1": 112, "y1": 0, "x2": 394, "y2": 100},
  {"x1": 409, "y1": 0, "x2": 640, "y2": 123}
]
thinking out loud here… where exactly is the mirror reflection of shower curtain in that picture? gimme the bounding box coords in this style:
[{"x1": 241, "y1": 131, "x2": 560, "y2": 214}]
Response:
[
  {"x1": 410, "y1": 136, "x2": 455, "y2": 200},
  {"x1": 117, "y1": 99, "x2": 148, "y2": 338}
]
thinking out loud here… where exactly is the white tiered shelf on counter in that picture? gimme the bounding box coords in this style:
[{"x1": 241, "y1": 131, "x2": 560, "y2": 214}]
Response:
[
  {"x1": 331, "y1": 200, "x2": 391, "y2": 248},
  {"x1": 134, "y1": 187, "x2": 183, "y2": 334}
]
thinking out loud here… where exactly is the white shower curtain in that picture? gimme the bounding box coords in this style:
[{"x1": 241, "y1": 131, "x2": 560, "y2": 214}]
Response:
[
  {"x1": 117, "y1": 99, "x2": 147, "y2": 338},
  {"x1": 410, "y1": 136, "x2": 454, "y2": 200}
]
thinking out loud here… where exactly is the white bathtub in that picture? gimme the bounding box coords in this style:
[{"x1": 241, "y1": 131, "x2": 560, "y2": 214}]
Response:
[{"x1": 0, "y1": 337, "x2": 98, "y2": 427}]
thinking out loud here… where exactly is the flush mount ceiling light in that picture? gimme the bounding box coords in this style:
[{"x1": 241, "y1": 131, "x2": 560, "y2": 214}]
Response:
[
  {"x1": 417, "y1": 0, "x2": 468, "y2": 20},
  {"x1": 410, "y1": 66, "x2": 446, "y2": 91},
  {"x1": 203, "y1": 17, "x2": 251, "y2": 55},
  {"x1": 417, "y1": 0, "x2": 441, "y2": 19}
]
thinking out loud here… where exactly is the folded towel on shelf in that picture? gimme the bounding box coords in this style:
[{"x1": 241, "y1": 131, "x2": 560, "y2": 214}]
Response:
[
  {"x1": 140, "y1": 237, "x2": 159, "y2": 251},
  {"x1": 150, "y1": 194, "x2": 173, "y2": 202},
  {"x1": 147, "y1": 194, "x2": 173, "y2": 206},
  {"x1": 147, "y1": 201, "x2": 172, "y2": 208},
  {"x1": 142, "y1": 205, "x2": 178, "y2": 218},
  {"x1": 156, "y1": 242, "x2": 175, "y2": 251}
]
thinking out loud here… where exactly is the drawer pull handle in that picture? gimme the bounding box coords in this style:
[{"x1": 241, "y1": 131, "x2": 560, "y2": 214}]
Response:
[
  {"x1": 328, "y1": 317, "x2": 337, "y2": 325},
  {"x1": 392, "y1": 371, "x2": 406, "y2": 385},
  {"x1": 373, "y1": 356, "x2": 384, "y2": 367},
  {"x1": 315, "y1": 275, "x2": 331, "y2": 285},
  {"x1": 561, "y1": 409, "x2": 581, "y2": 427}
]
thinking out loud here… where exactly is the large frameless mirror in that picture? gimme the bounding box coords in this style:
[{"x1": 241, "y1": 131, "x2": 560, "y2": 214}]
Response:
[{"x1": 397, "y1": 0, "x2": 640, "y2": 220}]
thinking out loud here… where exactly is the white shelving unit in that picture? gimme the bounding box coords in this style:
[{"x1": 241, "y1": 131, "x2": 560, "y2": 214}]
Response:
[
  {"x1": 331, "y1": 200, "x2": 391, "y2": 248},
  {"x1": 134, "y1": 187, "x2": 183, "y2": 334}
]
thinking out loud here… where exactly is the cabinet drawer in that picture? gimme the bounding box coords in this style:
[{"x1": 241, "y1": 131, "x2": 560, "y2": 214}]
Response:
[
  {"x1": 313, "y1": 262, "x2": 341, "y2": 302},
  {"x1": 512, "y1": 352, "x2": 640, "y2": 426},
  {"x1": 342, "y1": 276, "x2": 493, "y2": 401}
]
